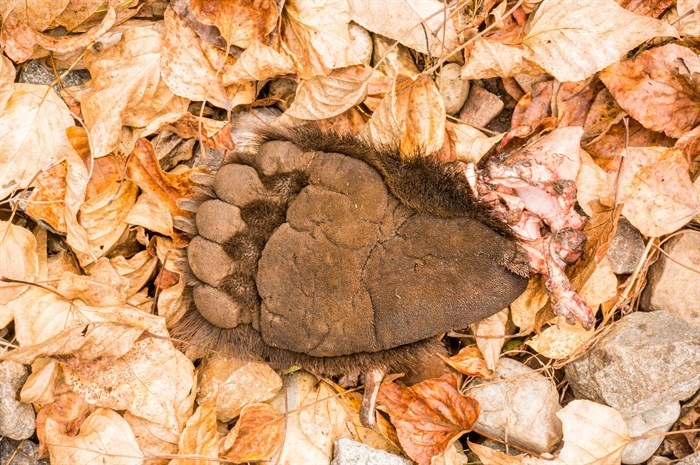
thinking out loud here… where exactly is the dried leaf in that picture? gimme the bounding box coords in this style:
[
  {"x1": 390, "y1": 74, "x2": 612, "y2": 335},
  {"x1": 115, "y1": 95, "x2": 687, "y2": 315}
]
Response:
[
  {"x1": 36, "y1": 391, "x2": 92, "y2": 457},
  {"x1": 0, "y1": 84, "x2": 75, "y2": 199},
  {"x1": 45, "y1": 408, "x2": 143, "y2": 465},
  {"x1": 189, "y1": 0, "x2": 278, "y2": 49},
  {"x1": 169, "y1": 401, "x2": 220, "y2": 465},
  {"x1": 153, "y1": 237, "x2": 188, "y2": 325},
  {"x1": 377, "y1": 374, "x2": 479, "y2": 465},
  {"x1": 63, "y1": 337, "x2": 195, "y2": 434},
  {"x1": 161, "y1": 7, "x2": 256, "y2": 110},
  {"x1": 286, "y1": 65, "x2": 373, "y2": 120},
  {"x1": 600, "y1": 44, "x2": 700, "y2": 138},
  {"x1": 449, "y1": 122, "x2": 504, "y2": 164},
  {"x1": 0, "y1": 55, "x2": 14, "y2": 113},
  {"x1": 617, "y1": 146, "x2": 700, "y2": 236},
  {"x1": 363, "y1": 76, "x2": 445, "y2": 157},
  {"x1": 472, "y1": 309, "x2": 509, "y2": 372},
  {"x1": 197, "y1": 354, "x2": 283, "y2": 423},
  {"x1": 557, "y1": 400, "x2": 630, "y2": 464},
  {"x1": 222, "y1": 40, "x2": 295, "y2": 83},
  {"x1": 577, "y1": 149, "x2": 614, "y2": 217},
  {"x1": 0, "y1": 222, "x2": 39, "y2": 306},
  {"x1": 82, "y1": 26, "x2": 188, "y2": 157},
  {"x1": 74, "y1": 158, "x2": 139, "y2": 266},
  {"x1": 1, "y1": 323, "x2": 146, "y2": 365},
  {"x1": 126, "y1": 138, "x2": 201, "y2": 244},
  {"x1": 677, "y1": 0, "x2": 700, "y2": 36},
  {"x1": 161, "y1": 113, "x2": 234, "y2": 151},
  {"x1": 440, "y1": 345, "x2": 494, "y2": 378},
  {"x1": 461, "y1": 38, "x2": 539, "y2": 80},
  {"x1": 469, "y1": 400, "x2": 630, "y2": 465},
  {"x1": 349, "y1": 0, "x2": 459, "y2": 56},
  {"x1": 523, "y1": 0, "x2": 678, "y2": 82},
  {"x1": 526, "y1": 317, "x2": 594, "y2": 359},
  {"x1": 0, "y1": 0, "x2": 70, "y2": 31},
  {"x1": 222, "y1": 403, "x2": 284, "y2": 463},
  {"x1": 281, "y1": 0, "x2": 356, "y2": 78},
  {"x1": 510, "y1": 277, "x2": 549, "y2": 334},
  {"x1": 579, "y1": 257, "x2": 618, "y2": 308},
  {"x1": 267, "y1": 372, "x2": 356, "y2": 465},
  {"x1": 0, "y1": 8, "x2": 116, "y2": 63}
]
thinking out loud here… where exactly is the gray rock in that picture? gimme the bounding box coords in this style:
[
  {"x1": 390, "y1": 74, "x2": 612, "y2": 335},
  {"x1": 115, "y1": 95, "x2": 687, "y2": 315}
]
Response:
[
  {"x1": 466, "y1": 358, "x2": 562, "y2": 453},
  {"x1": 0, "y1": 361, "x2": 35, "y2": 440},
  {"x1": 18, "y1": 60, "x2": 90, "y2": 92},
  {"x1": 621, "y1": 401, "x2": 681, "y2": 464},
  {"x1": 0, "y1": 438, "x2": 49, "y2": 465},
  {"x1": 438, "y1": 63, "x2": 470, "y2": 115},
  {"x1": 641, "y1": 232, "x2": 700, "y2": 325},
  {"x1": 678, "y1": 453, "x2": 700, "y2": 465},
  {"x1": 606, "y1": 218, "x2": 645, "y2": 275},
  {"x1": 331, "y1": 438, "x2": 411, "y2": 465},
  {"x1": 565, "y1": 311, "x2": 700, "y2": 417}
]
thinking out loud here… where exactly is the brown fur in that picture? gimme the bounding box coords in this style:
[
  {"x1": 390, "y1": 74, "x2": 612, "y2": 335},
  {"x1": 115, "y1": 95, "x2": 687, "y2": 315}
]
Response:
[{"x1": 172, "y1": 124, "x2": 526, "y2": 375}]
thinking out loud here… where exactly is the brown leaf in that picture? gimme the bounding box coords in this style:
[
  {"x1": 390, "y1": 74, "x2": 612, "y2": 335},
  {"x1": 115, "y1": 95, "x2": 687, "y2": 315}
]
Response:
[
  {"x1": 523, "y1": 0, "x2": 677, "y2": 82},
  {"x1": 197, "y1": 354, "x2": 282, "y2": 423},
  {"x1": 0, "y1": 84, "x2": 75, "y2": 199},
  {"x1": 162, "y1": 113, "x2": 234, "y2": 151},
  {"x1": 161, "y1": 7, "x2": 256, "y2": 110},
  {"x1": 81, "y1": 26, "x2": 188, "y2": 157},
  {"x1": 45, "y1": 408, "x2": 144, "y2": 465},
  {"x1": 0, "y1": 55, "x2": 14, "y2": 113},
  {"x1": 600, "y1": 44, "x2": 700, "y2": 138},
  {"x1": 222, "y1": 403, "x2": 284, "y2": 463},
  {"x1": 618, "y1": 0, "x2": 674, "y2": 18},
  {"x1": 190, "y1": 0, "x2": 278, "y2": 49},
  {"x1": 0, "y1": 222, "x2": 39, "y2": 305},
  {"x1": 62, "y1": 337, "x2": 195, "y2": 434},
  {"x1": 0, "y1": 7, "x2": 116, "y2": 63},
  {"x1": 36, "y1": 391, "x2": 92, "y2": 457},
  {"x1": 286, "y1": 65, "x2": 373, "y2": 120},
  {"x1": 364, "y1": 76, "x2": 446, "y2": 158},
  {"x1": 582, "y1": 88, "x2": 624, "y2": 145},
  {"x1": 170, "y1": 401, "x2": 220, "y2": 465},
  {"x1": 502, "y1": 79, "x2": 555, "y2": 147},
  {"x1": 617, "y1": 146, "x2": 700, "y2": 236},
  {"x1": 281, "y1": 0, "x2": 357, "y2": 78},
  {"x1": 349, "y1": 0, "x2": 459, "y2": 57},
  {"x1": 439, "y1": 346, "x2": 494, "y2": 378},
  {"x1": 556, "y1": 78, "x2": 602, "y2": 128},
  {"x1": 126, "y1": 138, "x2": 202, "y2": 244},
  {"x1": 0, "y1": 0, "x2": 70, "y2": 31},
  {"x1": 461, "y1": 38, "x2": 540, "y2": 80},
  {"x1": 377, "y1": 374, "x2": 479, "y2": 465}
]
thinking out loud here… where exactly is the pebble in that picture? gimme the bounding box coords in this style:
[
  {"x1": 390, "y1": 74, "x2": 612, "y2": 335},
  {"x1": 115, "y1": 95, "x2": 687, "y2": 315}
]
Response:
[
  {"x1": 466, "y1": 358, "x2": 562, "y2": 453},
  {"x1": 565, "y1": 311, "x2": 700, "y2": 417},
  {"x1": 0, "y1": 361, "x2": 35, "y2": 440},
  {"x1": 621, "y1": 401, "x2": 681, "y2": 464},
  {"x1": 331, "y1": 438, "x2": 411, "y2": 465},
  {"x1": 459, "y1": 85, "x2": 504, "y2": 128},
  {"x1": 641, "y1": 231, "x2": 700, "y2": 325},
  {"x1": 606, "y1": 218, "x2": 645, "y2": 275},
  {"x1": 0, "y1": 438, "x2": 48, "y2": 465},
  {"x1": 438, "y1": 63, "x2": 470, "y2": 115}
]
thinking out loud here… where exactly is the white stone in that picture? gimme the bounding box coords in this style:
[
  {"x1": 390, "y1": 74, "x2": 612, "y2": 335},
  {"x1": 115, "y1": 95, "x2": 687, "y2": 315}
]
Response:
[{"x1": 466, "y1": 358, "x2": 562, "y2": 453}]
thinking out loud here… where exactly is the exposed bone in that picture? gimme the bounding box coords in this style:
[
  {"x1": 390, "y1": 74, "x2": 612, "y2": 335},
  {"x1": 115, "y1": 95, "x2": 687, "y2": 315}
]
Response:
[{"x1": 360, "y1": 365, "x2": 388, "y2": 428}]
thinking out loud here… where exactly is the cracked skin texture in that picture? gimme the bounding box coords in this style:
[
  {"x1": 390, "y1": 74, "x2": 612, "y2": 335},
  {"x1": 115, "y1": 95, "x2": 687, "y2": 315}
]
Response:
[{"x1": 185, "y1": 137, "x2": 529, "y2": 367}]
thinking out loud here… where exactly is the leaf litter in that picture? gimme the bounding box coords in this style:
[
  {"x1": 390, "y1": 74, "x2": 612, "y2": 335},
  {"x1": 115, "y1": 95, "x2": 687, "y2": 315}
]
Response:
[{"x1": 0, "y1": 1, "x2": 698, "y2": 464}]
